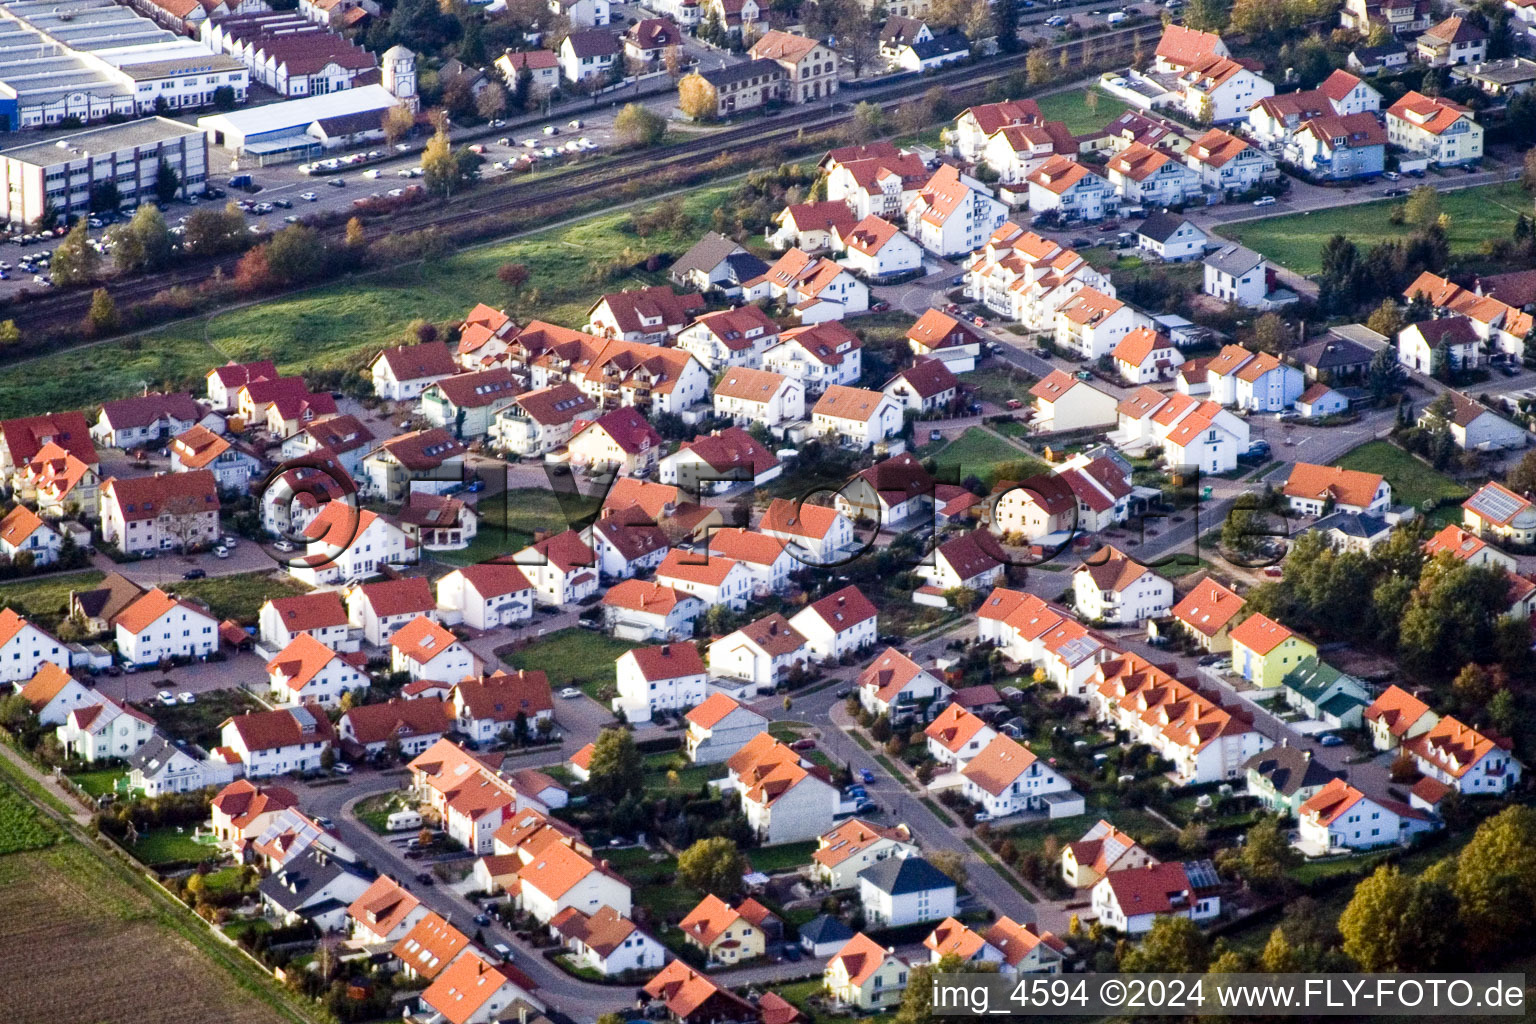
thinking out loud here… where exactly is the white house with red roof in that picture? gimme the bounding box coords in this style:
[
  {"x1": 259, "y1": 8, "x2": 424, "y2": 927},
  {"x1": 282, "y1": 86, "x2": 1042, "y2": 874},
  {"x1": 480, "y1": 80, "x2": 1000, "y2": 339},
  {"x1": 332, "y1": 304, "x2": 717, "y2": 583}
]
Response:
[
  {"x1": 514, "y1": 529, "x2": 598, "y2": 606},
  {"x1": 221, "y1": 704, "x2": 336, "y2": 776},
  {"x1": 435, "y1": 562, "x2": 535, "y2": 630},
  {"x1": 857, "y1": 647, "x2": 949, "y2": 718},
  {"x1": 267, "y1": 633, "x2": 370, "y2": 707},
  {"x1": 550, "y1": 905, "x2": 663, "y2": 976},
  {"x1": 57, "y1": 695, "x2": 156, "y2": 762},
  {"x1": 206, "y1": 360, "x2": 278, "y2": 412},
  {"x1": 0, "y1": 505, "x2": 61, "y2": 567},
  {"x1": 655, "y1": 549, "x2": 754, "y2": 612},
  {"x1": 960, "y1": 733, "x2": 1075, "y2": 818},
  {"x1": 713, "y1": 368, "x2": 805, "y2": 429},
  {"x1": 727, "y1": 731, "x2": 841, "y2": 843},
  {"x1": 919, "y1": 531, "x2": 1006, "y2": 595},
  {"x1": 1111, "y1": 327, "x2": 1184, "y2": 385},
  {"x1": 1407, "y1": 716, "x2": 1522, "y2": 793},
  {"x1": 453, "y1": 303, "x2": 517, "y2": 370},
  {"x1": 209, "y1": 779, "x2": 300, "y2": 849},
  {"x1": 906, "y1": 309, "x2": 982, "y2": 373},
  {"x1": 92, "y1": 392, "x2": 213, "y2": 450},
  {"x1": 760, "y1": 497, "x2": 855, "y2": 565},
  {"x1": 1026, "y1": 156, "x2": 1117, "y2": 222},
  {"x1": 768, "y1": 199, "x2": 859, "y2": 253},
  {"x1": 390, "y1": 616, "x2": 474, "y2": 683},
  {"x1": 490, "y1": 383, "x2": 598, "y2": 457},
  {"x1": 17, "y1": 663, "x2": 102, "y2": 726},
  {"x1": 451, "y1": 670, "x2": 555, "y2": 743},
  {"x1": 1283, "y1": 462, "x2": 1390, "y2": 516},
  {"x1": 980, "y1": 120, "x2": 1076, "y2": 192},
  {"x1": 676, "y1": 305, "x2": 781, "y2": 372},
  {"x1": 172, "y1": 424, "x2": 261, "y2": 492},
  {"x1": 811, "y1": 385, "x2": 903, "y2": 449},
  {"x1": 613, "y1": 643, "x2": 708, "y2": 723},
  {"x1": 836, "y1": 214, "x2": 924, "y2": 278},
  {"x1": 418, "y1": 368, "x2": 521, "y2": 440},
  {"x1": 685, "y1": 693, "x2": 771, "y2": 763},
  {"x1": 583, "y1": 506, "x2": 670, "y2": 580},
  {"x1": 114, "y1": 587, "x2": 219, "y2": 666},
  {"x1": 707, "y1": 528, "x2": 794, "y2": 596},
  {"x1": 964, "y1": 225, "x2": 1115, "y2": 330},
  {"x1": 1029, "y1": 371, "x2": 1118, "y2": 432},
  {"x1": 1105, "y1": 143, "x2": 1201, "y2": 209},
  {"x1": 1182, "y1": 128, "x2": 1276, "y2": 194},
  {"x1": 370, "y1": 341, "x2": 459, "y2": 402},
  {"x1": 1364, "y1": 684, "x2": 1439, "y2": 751},
  {"x1": 745, "y1": 248, "x2": 871, "y2": 324},
  {"x1": 568, "y1": 407, "x2": 664, "y2": 477},
  {"x1": 925, "y1": 704, "x2": 997, "y2": 770},
  {"x1": 1054, "y1": 287, "x2": 1150, "y2": 360},
  {"x1": 883, "y1": 358, "x2": 959, "y2": 415},
  {"x1": 950, "y1": 98, "x2": 1046, "y2": 162},
  {"x1": 790, "y1": 584, "x2": 878, "y2": 660},
  {"x1": 1090, "y1": 860, "x2": 1220, "y2": 935},
  {"x1": 824, "y1": 147, "x2": 929, "y2": 219},
  {"x1": 347, "y1": 577, "x2": 438, "y2": 646},
  {"x1": 1423, "y1": 523, "x2": 1516, "y2": 571},
  {"x1": 903, "y1": 164, "x2": 1009, "y2": 259},
  {"x1": 708, "y1": 613, "x2": 810, "y2": 692},
  {"x1": 585, "y1": 285, "x2": 705, "y2": 344},
  {"x1": 763, "y1": 321, "x2": 863, "y2": 392},
  {"x1": 419, "y1": 950, "x2": 545, "y2": 1024},
  {"x1": 1385, "y1": 91, "x2": 1483, "y2": 165},
  {"x1": 98, "y1": 470, "x2": 221, "y2": 556},
  {"x1": 291, "y1": 504, "x2": 412, "y2": 587},
  {"x1": 1297, "y1": 777, "x2": 1430, "y2": 852},
  {"x1": 601, "y1": 579, "x2": 703, "y2": 641},
  {"x1": 660, "y1": 427, "x2": 781, "y2": 493},
  {"x1": 815, "y1": 818, "x2": 917, "y2": 889},
  {"x1": 339, "y1": 697, "x2": 450, "y2": 758},
  {"x1": 1062, "y1": 819, "x2": 1158, "y2": 888},
  {"x1": 1170, "y1": 577, "x2": 1245, "y2": 652},
  {"x1": 1161, "y1": 400, "x2": 1250, "y2": 474},
  {"x1": 348, "y1": 875, "x2": 430, "y2": 945}
]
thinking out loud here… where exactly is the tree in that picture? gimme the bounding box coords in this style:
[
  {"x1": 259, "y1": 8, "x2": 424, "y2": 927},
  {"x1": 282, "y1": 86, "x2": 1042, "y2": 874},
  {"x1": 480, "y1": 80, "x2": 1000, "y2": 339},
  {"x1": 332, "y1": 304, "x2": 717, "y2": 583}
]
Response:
[
  {"x1": 614, "y1": 104, "x2": 667, "y2": 148},
  {"x1": 1506, "y1": 449, "x2": 1536, "y2": 496},
  {"x1": 234, "y1": 244, "x2": 275, "y2": 293},
  {"x1": 50, "y1": 220, "x2": 100, "y2": 286},
  {"x1": 1404, "y1": 185, "x2": 1441, "y2": 230},
  {"x1": 345, "y1": 216, "x2": 367, "y2": 249},
  {"x1": 894, "y1": 954, "x2": 994, "y2": 1024},
  {"x1": 1523, "y1": 147, "x2": 1536, "y2": 194},
  {"x1": 1183, "y1": 0, "x2": 1228, "y2": 31},
  {"x1": 993, "y1": 0, "x2": 1020, "y2": 51},
  {"x1": 1232, "y1": 816, "x2": 1300, "y2": 893},
  {"x1": 476, "y1": 81, "x2": 508, "y2": 121},
  {"x1": 1453, "y1": 805, "x2": 1536, "y2": 954},
  {"x1": 266, "y1": 224, "x2": 327, "y2": 285},
  {"x1": 384, "y1": 103, "x2": 417, "y2": 146},
  {"x1": 586, "y1": 726, "x2": 642, "y2": 801},
  {"x1": 0, "y1": 321, "x2": 19, "y2": 350},
  {"x1": 1367, "y1": 345, "x2": 1406, "y2": 405},
  {"x1": 677, "y1": 836, "x2": 748, "y2": 897},
  {"x1": 1318, "y1": 233, "x2": 1361, "y2": 312},
  {"x1": 1026, "y1": 48, "x2": 1052, "y2": 86},
  {"x1": 678, "y1": 73, "x2": 716, "y2": 120},
  {"x1": 86, "y1": 288, "x2": 119, "y2": 334},
  {"x1": 1251, "y1": 312, "x2": 1291, "y2": 354},
  {"x1": 421, "y1": 130, "x2": 480, "y2": 196},
  {"x1": 155, "y1": 158, "x2": 182, "y2": 205},
  {"x1": 926, "y1": 849, "x2": 969, "y2": 888},
  {"x1": 122, "y1": 203, "x2": 173, "y2": 273},
  {"x1": 1365, "y1": 298, "x2": 1405, "y2": 339},
  {"x1": 497, "y1": 262, "x2": 530, "y2": 295},
  {"x1": 850, "y1": 101, "x2": 886, "y2": 142},
  {"x1": 1222, "y1": 507, "x2": 1259, "y2": 559},
  {"x1": 184, "y1": 203, "x2": 249, "y2": 255},
  {"x1": 1340, "y1": 864, "x2": 1460, "y2": 971},
  {"x1": 90, "y1": 180, "x2": 122, "y2": 214},
  {"x1": 1120, "y1": 915, "x2": 1210, "y2": 972}
]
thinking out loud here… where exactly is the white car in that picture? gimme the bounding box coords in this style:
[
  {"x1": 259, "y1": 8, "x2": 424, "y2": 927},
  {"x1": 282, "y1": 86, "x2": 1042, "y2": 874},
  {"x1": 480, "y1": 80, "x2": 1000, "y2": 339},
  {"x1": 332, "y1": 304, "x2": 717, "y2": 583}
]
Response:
[
  {"x1": 558, "y1": 687, "x2": 582, "y2": 699},
  {"x1": 333, "y1": 763, "x2": 353, "y2": 775},
  {"x1": 523, "y1": 138, "x2": 538, "y2": 148},
  {"x1": 214, "y1": 545, "x2": 229, "y2": 558},
  {"x1": 272, "y1": 538, "x2": 295, "y2": 552},
  {"x1": 1252, "y1": 195, "x2": 1277, "y2": 207},
  {"x1": 178, "y1": 692, "x2": 196, "y2": 705},
  {"x1": 398, "y1": 168, "x2": 414, "y2": 177},
  {"x1": 364, "y1": 168, "x2": 382, "y2": 179},
  {"x1": 388, "y1": 188, "x2": 405, "y2": 197},
  {"x1": 157, "y1": 690, "x2": 177, "y2": 707},
  {"x1": 300, "y1": 191, "x2": 318, "y2": 201}
]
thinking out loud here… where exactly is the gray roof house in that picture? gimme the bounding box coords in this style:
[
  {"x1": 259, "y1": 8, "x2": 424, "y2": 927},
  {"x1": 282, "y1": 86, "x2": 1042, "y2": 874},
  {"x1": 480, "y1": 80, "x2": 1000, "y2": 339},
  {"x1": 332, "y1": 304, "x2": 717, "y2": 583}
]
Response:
[
  {"x1": 259, "y1": 847, "x2": 373, "y2": 932},
  {"x1": 1292, "y1": 332, "x2": 1376, "y2": 381},
  {"x1": 1281, "y1": 658, "x2": 1371, "y2": 729},
  {"x1": 799, "y1": 913, "x2": 855, "y2": 956},
  {"x1": 669, "y1": 231, "x2": 771, "y2": 297},
  {"x1": 1244, "y1": 745, "x2": 1337, "y2": 816},
  {"x1": 1136, "y1": 212, "x2": 1208, "y2": 262},
  {"x1": 126, "y1": 733, "x2": 233, "y2": 797},
  {"x1": 857, "y1": 855, "x2": 958, "y2": 927}
]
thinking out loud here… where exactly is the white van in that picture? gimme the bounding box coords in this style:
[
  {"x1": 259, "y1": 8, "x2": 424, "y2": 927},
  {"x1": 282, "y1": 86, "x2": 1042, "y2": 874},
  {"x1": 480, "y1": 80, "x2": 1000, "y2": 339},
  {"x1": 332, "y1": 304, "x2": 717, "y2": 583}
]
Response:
[{"x1": 387, "y1": 810, "x2": 424, "y2": 832}]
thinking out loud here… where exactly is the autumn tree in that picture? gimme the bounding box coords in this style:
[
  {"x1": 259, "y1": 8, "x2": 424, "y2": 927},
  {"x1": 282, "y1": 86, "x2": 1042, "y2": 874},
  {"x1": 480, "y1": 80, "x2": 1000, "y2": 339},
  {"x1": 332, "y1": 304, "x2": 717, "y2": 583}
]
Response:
[
  {"x1": 850, "y1": 101, "x2": 886, "y2": 142},
  {"x1": 422, "y1": 130, "x2": 481, "y2": 196},
  {"x1": 1340, "y1": 864, "x2": 1461, "y2": 971},
  {"x1": 86, "y1": 288, "x2": 119, "y2": 334},
  {"x1": 678, "y1": 74, "x2": 716, "y2": 120},
  {"x1": 615, "y1": 103, "x2": 667, "y2": 147},
  {"x1": 1453, "y1": 804, "x2": 1536, "y2": 954},
  {"x1": 677, "y1": 836, "x2": 748, "y2": 897},
  {"x1": 1120, "y1": 915, "x2": 1211, "y2": 972},
  {"x1": 1183, "y1": 0, "x2": 1228, "y2": 31},
  {"x1": 345, "y1": 217, "x2": 367, "y2": 249},
  {"x1": 476, "y1": 81, "x2": 508, "y2": 121},
  {"x1": 1026, "y1": 48, "x2": 1052, "y2": 86},
  {"x1": 116, "y1": 203, "x2": 173, "y2": 273},
  {"x1": 1404, "y1": 185, "x2": 1441, "y2": 230},
  {"x1": 497, "y1": 262, "x2": 531, "y2": 294},
  {"x1": 49, "y1": 220, "x2": 100, "y2": 286},
  {"x1": 926, "y1": 849, "x2": 969, "y2": 888},
  {"x1": 383, "y1": 103, "x2": 417, "y2": 145},
  {"x1": 265, "y1": 224, "x2": 326, "y2": 285},
  {"x1": 183, "y1": 203, "x2": 249, "y2": 255},
  {"x1": 1251, "y1": 312, "x2": 1292, "y2": 354},
  {"x1": 1365, "y1": 297, "x2": 1405, "y2": 339},
  {"x1": 0, "y1": 320, "x2": 19, "y2": 350},
  {"x1": 234, "y1": 244, "x2": 275, "y2": 293}
]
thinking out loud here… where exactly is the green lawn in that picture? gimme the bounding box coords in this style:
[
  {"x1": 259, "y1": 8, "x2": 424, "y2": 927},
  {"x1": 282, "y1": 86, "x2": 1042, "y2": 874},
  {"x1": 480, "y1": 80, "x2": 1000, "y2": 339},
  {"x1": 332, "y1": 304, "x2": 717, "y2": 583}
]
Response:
[
  {"x1": 501, "y1": 627, "x2": 639, "y2": 701},
  {"x1": 126, "y1": 825, "x2": 222, "y2": 867},
  {"x1": 0, "y1": 782, "x2": 59, "y2": 856},
  {"x1": 930, "y1": 427, "x2": 1045, "y2": 488},
  {"x1": 142, "y1": 688, "x2": 267, "y2": 750},
  {"x1": 0, "y1": 184, "x2": 737, "y2": 418},
  {"x1": 747, "y1": 840, "x2": 817, "y2": 874},
  {"x1": 641, "y1": 750, "x2": 727, "y2": 796},
  {"x1": 959, "y1": 365, "x2": 1037, "y2": 408},
  {"x1": 438, "y1": 488, "x2": 582, "y2": 566},
  {"x1": 1036, "y1": 87, "x2": 1133, "y2": 135},
  {"x1": 1335, "y1": 440, "x2": 1470, "y2": 518},
  {"x1": 0, "y1": 570, "x2": 104, "y2": 630},
  {"x1": 997, "y1": 808, "x2": 1173, "y2": 854},
  {"x1": 1222, "y1": 181, "x2": 1533, "y2": 275},
  {"x1": 354, "y1": 790, "x2": 415, "y2": 834},
  {"x1": 67, "y1": 768, "x2": 131, "y2": 798},
  {"x1": 166, "y1": 571, "x2": 311, "y2": 626}
]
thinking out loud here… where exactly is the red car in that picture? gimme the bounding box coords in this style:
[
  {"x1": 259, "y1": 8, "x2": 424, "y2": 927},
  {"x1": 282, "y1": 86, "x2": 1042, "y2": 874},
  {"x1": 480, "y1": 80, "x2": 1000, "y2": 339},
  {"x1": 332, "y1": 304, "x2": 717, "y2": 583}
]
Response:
[
  {"x1": 972, "y1": 316, "x2": 989, "y2": 328},
  {"x1": 790, "y1": 739, "x2": 817, "y2": 752}
]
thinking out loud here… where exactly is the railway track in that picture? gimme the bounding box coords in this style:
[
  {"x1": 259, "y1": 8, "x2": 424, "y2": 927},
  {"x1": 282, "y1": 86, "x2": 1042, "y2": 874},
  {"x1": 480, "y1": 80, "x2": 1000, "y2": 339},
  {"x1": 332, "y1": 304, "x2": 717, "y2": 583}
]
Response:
[{"x1": 0, "y1": 22, "x2": 1161, "y2": 336}]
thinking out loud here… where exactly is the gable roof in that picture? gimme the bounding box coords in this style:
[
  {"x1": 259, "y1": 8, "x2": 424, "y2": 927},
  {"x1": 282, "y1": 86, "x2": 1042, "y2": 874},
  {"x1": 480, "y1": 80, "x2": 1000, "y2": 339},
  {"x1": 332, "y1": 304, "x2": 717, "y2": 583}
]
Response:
[
  {"x1": 389, "y1": 616, "x2": 462, "y2": 665},
  {"x1": 826, "y1": 932, "x2": 900, "y2": 987},
  {"x1": 375, "y1": 341, "x2": 457, "y2": 381},
  {"x1": 1155, "y1": 24, "x2": 1225, "y2": 68},
  {"x1": 1171, "y1": 577, "x2": 1244, "y2": 637},
  {"x1": 1228, "y1": 612, "x2": 1300, "y2": 655},
  {"x1": 814, "y1": 818, "x2": 912, "y2": 868},
  {"x1": 1245, "y1": 744, "x2": 1336, "y2": 796},
  {"x1": 624, "y1": 643, "x2": 706, "y2": 681},
  {"x1": 116, "y1": 586, "x2": 214, "y2": 635},
  {"x1": 925, "y1": 704, "x2": 992, "y2": 753},
  {"x1": 342, "y1": 698, "x2": 450, "y2": 746},
  {"x1": 859, "y1": 855, "x2": 953, "y2": 896},
  {"x1": 1283, "y1": 462, "x2": 1383, "y2": 508},
  {"x1": 101, "y1": 471, "x2": 219, "y2": 522},
  {"x1": 960, "y1": 734, "x2": 1038, "y2": 795},
  {"x1": 799, "y1": 584, "x2": 878, "y2": 631},
  {"x1": 224, "y1": 704, "x2": 336, "y2": 753},
  {"x1": 1075, "y1": 545, "x2": 1155, "y2": 594}
]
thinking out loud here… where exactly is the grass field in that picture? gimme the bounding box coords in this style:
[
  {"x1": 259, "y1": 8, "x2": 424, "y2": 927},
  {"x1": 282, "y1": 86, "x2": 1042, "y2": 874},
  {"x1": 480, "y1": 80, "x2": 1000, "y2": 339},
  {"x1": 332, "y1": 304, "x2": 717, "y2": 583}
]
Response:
[
  {"x1": 0, "y1": 185, "x2": 737, "y2": 418},
  {"x1": 126, "y1": 826, "x2": 221, "y2": 868},
  {"x1": 931, "y1": 427, "x2": 1045, "y2": 488},
  {"x1": 142, "y1": 688, "x2": 266, "y2": 750},
  {"x1": 502, "y1": 627, "x2": 638, "y2": 701},
  {"x1": 67, "y1": 767, "x2": 131, "y2": 798},
  {"x1": 1222, "y1": 182, "x2": 1532, "y2": 275},
  {"x1": 438, "y1": 487, "x2": 581, "y2": 566},
  {"x1": 166, "y1": 571, "x2": 311, "y2": 625},
  {"x1": 959, "y1": 365, "x2": 1037, "y2": 407},
  {"x1": 354, "y1": 790, "x2": 414, "y2": 834},
  {"x1": 641, "y1": 750, "x2": 727, "y2": 796},
  {"x1": 0, "y1": 841, "x2": 290, "y2": 1024},
  {"x1": 0, "y1": 782, "x2": 59, "y2": 856},
  {"x1": 1036, "y1": 87, "x2": 1133, "y2": 135},
  {"x1": 1335, "y1": 440, "x2": 1469, "y2": 522},
  {"x1": 0, "y1": 570, "x2": 105, "y2": 630}
]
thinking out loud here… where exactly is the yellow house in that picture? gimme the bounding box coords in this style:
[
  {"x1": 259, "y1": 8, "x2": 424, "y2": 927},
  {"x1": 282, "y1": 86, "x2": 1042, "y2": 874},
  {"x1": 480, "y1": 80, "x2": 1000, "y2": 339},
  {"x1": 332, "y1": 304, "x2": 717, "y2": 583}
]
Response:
[
  {"x1": 677, "y1": 894, "x2": 765, "y2": 965},
  {"x1": 1228, "y1": 612, "x2": 1317, "y2": 689},
  {"x1": 824, "y1": 932, "x2": 909, "y2": 1010}
]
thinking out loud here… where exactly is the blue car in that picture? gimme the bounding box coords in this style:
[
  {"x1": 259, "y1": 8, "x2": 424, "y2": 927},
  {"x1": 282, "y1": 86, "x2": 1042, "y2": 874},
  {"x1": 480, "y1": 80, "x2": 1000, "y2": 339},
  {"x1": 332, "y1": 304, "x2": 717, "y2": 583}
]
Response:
[{"x1": 860, "y1": 768, "x2": 876, "y2": 783}]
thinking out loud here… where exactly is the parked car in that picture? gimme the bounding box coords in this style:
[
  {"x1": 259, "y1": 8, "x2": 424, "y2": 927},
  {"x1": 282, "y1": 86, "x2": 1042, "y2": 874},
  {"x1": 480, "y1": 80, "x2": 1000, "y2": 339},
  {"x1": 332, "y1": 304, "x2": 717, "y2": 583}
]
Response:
[
  {"x1": 272, "y1": 539, "x2": 295, "y2": 552},
  {"x1": 929, "y1": 429, "x2": 943, "y2": 442},
  {"x1": 1319, "y1": 734, "x2": 1345, "y2": 747},
  {"x1": 835, "y1": 687, "x2": 852, "y2": 699},
  {"x1": 790, "y1": 739, "x2": 816, "y2": 752},
  {"x1": 972, "y1": 811, "x2": 992, "y2": 823},
  {"x1": 558, "y1": 687, "x2": 582, "y2": 698},
  {"x1": 178, "y1": 692, "x2": 196, "y2": 704},
  {"x1": 333, "y1": 763, "x2": 353, "y2": 775},
  {"x1": 1252, "y1": 196, "x2": 1277, "y2": 207},
  {"x1": 182, "y1": 568, "x2": 206, "y2": 580},
  {"x1": 493, "y1": 943, "x2": 515, "y2": 961},
  {"x1": 415, "y1": 872, "x2": 435, "y2": 885},
  {"x1": 859, "y1": 768, "x2": 875, "y2": 783}
]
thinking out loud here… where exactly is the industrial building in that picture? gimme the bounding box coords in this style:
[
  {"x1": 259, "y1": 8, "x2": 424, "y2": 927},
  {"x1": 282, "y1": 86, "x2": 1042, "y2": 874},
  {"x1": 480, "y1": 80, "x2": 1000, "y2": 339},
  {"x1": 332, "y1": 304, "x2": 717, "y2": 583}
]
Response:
[
  {"x1": 0, "y1": 116, "x2": 206, "y2": 226},
  {"x1": 0, "y1": 0, "x2": 248, "y2": 130},
  {"x1": 195, "y1": 74, "x2": 408, "y2": 163}
]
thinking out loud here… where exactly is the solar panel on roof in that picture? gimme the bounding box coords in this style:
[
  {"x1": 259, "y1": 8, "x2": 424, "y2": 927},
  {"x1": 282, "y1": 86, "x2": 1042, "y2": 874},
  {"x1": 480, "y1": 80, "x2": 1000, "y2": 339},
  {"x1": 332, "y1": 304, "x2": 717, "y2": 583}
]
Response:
[{"x1": 1467, "y1": 485, "x2": 1525, "y2": 523}]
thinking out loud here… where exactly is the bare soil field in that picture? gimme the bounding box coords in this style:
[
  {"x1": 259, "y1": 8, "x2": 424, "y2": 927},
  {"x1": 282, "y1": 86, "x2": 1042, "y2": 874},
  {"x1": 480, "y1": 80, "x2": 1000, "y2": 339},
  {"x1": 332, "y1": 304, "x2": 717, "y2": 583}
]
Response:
[{"x1": 0, "y1": 841, "x2": 289, "y2": 1024}]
